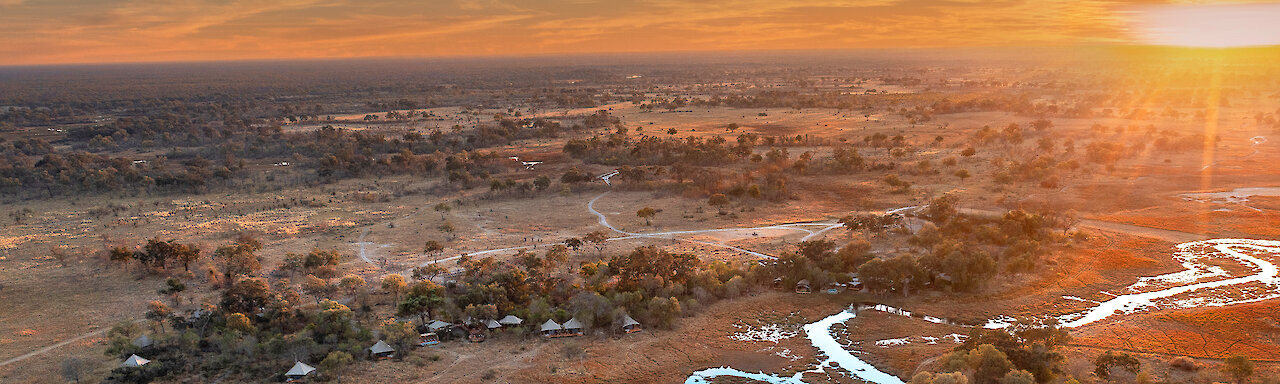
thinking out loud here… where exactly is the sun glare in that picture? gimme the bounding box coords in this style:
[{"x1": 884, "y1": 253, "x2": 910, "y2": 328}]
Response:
[{"x1": 1126, "y1": 3, "x2": 1280, "y2": 48}]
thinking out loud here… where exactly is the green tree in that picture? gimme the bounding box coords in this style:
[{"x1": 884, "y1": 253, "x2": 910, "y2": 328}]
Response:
[
  {"x1": 320, "y1": 350, "x2": 354, "y2": 382},
  {"x1": 158, "y1": 277, "x2": 186, "y2": 306},
  {"x1": 398, "y1": 281, "x2": 445, "y2": 323},
  {"x1": 969, "y1": 344, "x2": 1014, "y2": 384},
  {"x1": 1001, "y1": 370, "x2": 1036, "y2": 384}
]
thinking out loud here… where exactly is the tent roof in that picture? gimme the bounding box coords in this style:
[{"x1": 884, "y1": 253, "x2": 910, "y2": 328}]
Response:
[
  {"x1": 499, "y1": 315, "x2": 523, "y2": 325},
  {"x1": 540, "y1": 319, "x2": 561, "y2": 331},
  {"x1": 122, "y1": 354, "x2": 150, "y2": 368},
  {"x1": 286, "y1": 361, "x2": 316, "y2": 376},
  {"x1": 563, "y1": 318, "x2": 584, "y2": 329},
  {"x1": 621, "y1": 314, "x2": 640, "y2": 327},
  {"x1": 369, "y1": 340, "x2": 395, "y2": 354},
  {"x1": 131, "y1": 334, "x2": 152, "y2": 348},
  {"x1": 796, "y1": 279, "x2": 810, "y2": 285},
  {"x1": 427, "y1": 320, "x2": 452, "y2": 330},
  {"x1": 485, "y1": 319, "x2": 502, "y2": 329}
]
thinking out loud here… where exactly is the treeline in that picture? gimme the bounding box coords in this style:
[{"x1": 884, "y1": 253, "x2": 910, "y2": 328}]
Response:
[
  {"x1": 769, "y1": 195, "x2": 1071, "y2": 296},
  {"x1": 104, "y1": 241, "x2": 759, "y2": 383}
]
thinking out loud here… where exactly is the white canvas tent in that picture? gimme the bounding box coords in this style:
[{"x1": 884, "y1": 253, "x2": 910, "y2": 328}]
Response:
[
  {"x1": 562, "y1": 318, "x2": 584, "y2": 335},
  {"x1": 540, "y1": 319, "x2": 561, "y2": 336},
  {"x1": 369, "y1": 340, "x2": 395, "y2": 357},
  {"x1": 485, "y1": 319, "x2": 502, "y2": 329},
  {"x1": 498, "y1": 315, "x2": 523, "y2": 325},
  {"x1": 122, "y1": 354, "x2": 149, "y2": 368},
  {"x1": 286, "y1": 361, "x2": 316, "y2": 379}
]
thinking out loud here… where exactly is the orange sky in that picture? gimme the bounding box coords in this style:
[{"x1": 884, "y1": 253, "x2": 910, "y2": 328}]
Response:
[{"x1": 0, "y1": 0, "x2": 1276, "y2": 66}]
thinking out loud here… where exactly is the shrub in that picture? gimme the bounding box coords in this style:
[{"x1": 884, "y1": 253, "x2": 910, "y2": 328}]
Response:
[{"x1": 1169, "y1": 356, "x2": 1200, "y2": 371}]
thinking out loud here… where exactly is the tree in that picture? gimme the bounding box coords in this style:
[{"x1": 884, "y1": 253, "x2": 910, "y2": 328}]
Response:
[
  {"x1": 397, "y1": 281, "x2": 445, "y2": 323},
  {"x1": 60, "y1": 357, "x2": 91, "y2": 383},
  {"x1": 970, "y1": 344, "x2": 1014, "y2": 384},
  {"x1": 564, "y1": 237, "x2": 583, "y2": 252},
  {"x1": 423, "y1": 240, "x2": 444, "y2": 260},
  {"x1": 962, "y1": 147, "x2": 977, "y2": 157},
  {"x1": 338, "y1": 275, "x2": 366, "y2": 296},
  {"x1": 174, "y1": 243, "x2": 201, "y2": 272},
  {"x1": 158, "y1": 278, "x2": 186, "y2": 306},
  {"x1": 109, "y1": 246, "x2": 133, "y2": 270},
  {"x1": 302, "y1": 274, "x2": 333, "y2": 297},
  {"x1": 1000, "y1": 370, "x2": 1036, "y2": 384},
  {"x1": 412, "y1": 264, "x2": 446, "y2": 282},
  {"x1": 646, "y1": 296, "x2": 681, "y2": 329},
  {"x1": 1222, "y1": 355, "x2": 1255, "y2": 384},
  {"x1": 438, "y1": 222, "x2": 456, "y2": 240},
  {"x1": 320, "y1": 351, "x2": 354, "y2": 382},
  {"x1": 225, "y1": 312, "x2": 254, "y2": 333},
  {"x1": 433, "y1": 202, "x2": 451, "y2": 220},
  {"x1": 381, "y1": 274, "x2": 407, "y2": 302},
  {"x1": 708, "y1": 194, "x2": 729, "y2": 210},
  {"x1": 221, "y1": 278, "x2": 270, "y2": 314},
  {"x1": 1094, "y1": 350, "x2": 1140, "y2": 379},
  {"x1": 636, "y1": 207, "x2": 657, "y2": 226},
  {"x1": 145, "y1": 300, "x2": 172, "y2": 333},
  {"x1": 955, "y1": 169, "x2": 971, "y2": 183},
  {"x1": 381, "y1": 321, "x2": 417, "y2": 360},
  {"x1": 216, "y1": 240, "x2": 262, "y2": 283},
  {"x1": 584, "y1": 231, "x2": 610, "y2": 254}
]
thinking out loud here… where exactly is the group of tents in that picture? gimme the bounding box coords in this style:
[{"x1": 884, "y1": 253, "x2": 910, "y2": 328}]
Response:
[
  {"x1": 120, "y1": 313, "x2": 643, "y2": 382},
  {"x1": 540, "y1": 314, "x2": 641, "y2": 337}
]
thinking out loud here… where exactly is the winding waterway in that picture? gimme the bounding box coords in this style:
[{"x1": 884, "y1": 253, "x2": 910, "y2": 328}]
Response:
[{"x1": 685, "y1": 238, "x2": 1280, "y2": 384}]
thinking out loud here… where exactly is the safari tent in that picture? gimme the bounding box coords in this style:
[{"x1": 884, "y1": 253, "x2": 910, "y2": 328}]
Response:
[
  {"x1": 285, "y1": 361, "x2": 316, "y2": 382},
  {"x1": 368, "y1": 340, "x2": 395, "y2": 359},
  {"x1": 498, "y1": 315, "x2": 523, "y2": 326},
  {"x1": 121, "y1": 354, "x2": 150, "y2": 368},
  {"x1": 540, "y1": 319, "x2": 562, "y2": 337},
  {"x1": 427, "y1": 320, "x2": 452, "y2": 332},
  {"x1": 562, "y1": 318, "x2": 584, "y2": 336},
  {"x1": 621, "y1": 314, "x2": 642, "y2": 333},
  {"x1": 795, "y1": 279, "x2": 812, "y2": 294}
]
